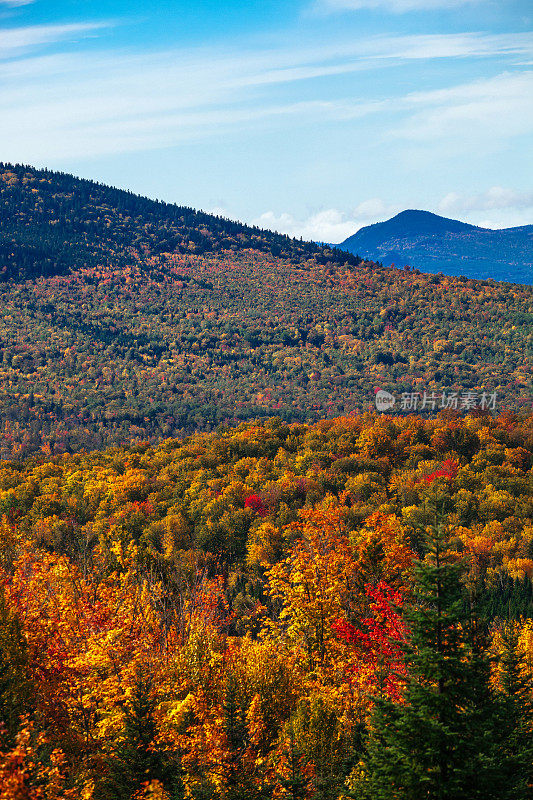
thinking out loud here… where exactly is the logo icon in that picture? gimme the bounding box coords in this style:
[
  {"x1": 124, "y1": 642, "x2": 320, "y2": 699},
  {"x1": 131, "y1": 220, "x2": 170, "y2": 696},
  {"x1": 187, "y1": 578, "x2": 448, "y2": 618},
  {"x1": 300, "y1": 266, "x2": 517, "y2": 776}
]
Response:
[{"x1": 375, "y1": 388, "x2": 395, "y2": 412}]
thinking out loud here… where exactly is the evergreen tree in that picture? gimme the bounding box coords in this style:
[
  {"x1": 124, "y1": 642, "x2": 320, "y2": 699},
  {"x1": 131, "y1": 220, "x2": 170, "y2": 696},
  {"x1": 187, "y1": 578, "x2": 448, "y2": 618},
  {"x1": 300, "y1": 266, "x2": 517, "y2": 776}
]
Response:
[
  {"x1": 276, "y1": 720, "x2": 308, "y2": 800},
  {"x1": 222, "y1": 672, "x2": 275, "y2": 800},
  {"x1": 96, "y1": 669, "x2": 184, "y2": 800},
  {"x1": 222, "y1": 672, "x2": 250, "y2": 799},
  {"x1": 0, "y1": 586, "x2": 33, "y2": 745},
  {"x1": 353, "y1": 520, "x2": 529, "y2": 800},
  {"x1": 491, "y1": 622, "x2": 533, "y2": 799}
]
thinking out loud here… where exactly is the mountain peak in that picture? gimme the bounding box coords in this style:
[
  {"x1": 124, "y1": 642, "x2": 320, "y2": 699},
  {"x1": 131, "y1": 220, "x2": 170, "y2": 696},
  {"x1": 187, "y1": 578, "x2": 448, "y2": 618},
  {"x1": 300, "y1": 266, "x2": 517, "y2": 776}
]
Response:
[
  {"x1": 340, "y1": 208, "x2": 532, "y2": 283},
  {"x1": 358, "y1": 209, "x2": 478, "y2": 238}
]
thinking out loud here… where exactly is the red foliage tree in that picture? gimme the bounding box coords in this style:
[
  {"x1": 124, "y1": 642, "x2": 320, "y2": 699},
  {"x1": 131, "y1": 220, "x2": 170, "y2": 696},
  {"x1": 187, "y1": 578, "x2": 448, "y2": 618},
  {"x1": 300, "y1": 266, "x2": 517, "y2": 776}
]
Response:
[
  {"x1": 332, "y1": 581, "x2": 407, "y2": 700},
  {"x1": 244, "y1": 494, "x2": 268, "y2": 517},
  {"x1": 423, "y1": 458, "x2": 458, "y2": 484}
]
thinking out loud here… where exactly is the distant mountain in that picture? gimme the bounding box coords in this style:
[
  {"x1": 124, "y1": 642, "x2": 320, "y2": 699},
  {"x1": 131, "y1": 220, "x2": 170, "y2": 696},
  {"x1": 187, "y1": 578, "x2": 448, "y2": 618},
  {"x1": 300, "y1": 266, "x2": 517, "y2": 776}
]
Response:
[
  {"x1": 339, "y1": 210, "x2": 533, "y2": 284},
  {"x1": 0, "y1": 164, "x2": 532, "y2": 459}
]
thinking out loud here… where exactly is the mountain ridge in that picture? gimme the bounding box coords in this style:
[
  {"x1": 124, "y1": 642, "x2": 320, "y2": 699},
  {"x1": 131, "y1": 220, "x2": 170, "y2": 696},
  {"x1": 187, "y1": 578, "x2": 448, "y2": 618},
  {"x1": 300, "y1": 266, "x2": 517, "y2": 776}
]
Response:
[
  {"x1": 0, "y1": 161, "x2": 361, "y2": 282},
  {"x1": 340, "y1": 209, "x2": 533, "y2": 283},
  {"x1": 0, "y1": 163, "x2": 531, "y2": 459}
]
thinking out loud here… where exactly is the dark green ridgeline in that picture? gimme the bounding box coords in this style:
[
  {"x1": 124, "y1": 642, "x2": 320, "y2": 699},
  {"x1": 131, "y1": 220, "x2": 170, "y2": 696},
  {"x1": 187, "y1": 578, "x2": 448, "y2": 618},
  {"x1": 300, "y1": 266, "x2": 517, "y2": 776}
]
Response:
[{"x1": 0, "y1": 163, "x2": 360, "y2": 282}]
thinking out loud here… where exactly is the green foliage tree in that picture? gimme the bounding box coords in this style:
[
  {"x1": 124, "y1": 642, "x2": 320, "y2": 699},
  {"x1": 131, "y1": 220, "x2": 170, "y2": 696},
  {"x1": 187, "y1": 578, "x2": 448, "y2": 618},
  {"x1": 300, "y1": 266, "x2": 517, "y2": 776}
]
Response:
[
  {"x1": 352, "y1": 520, "x2": 532, "y2": 800},
  {"x1": 275, "y1": 720, "x2": 308, "y2": 800},
  {"x1": 222, "y1": 672, "x2": 250, "y2": 799}
]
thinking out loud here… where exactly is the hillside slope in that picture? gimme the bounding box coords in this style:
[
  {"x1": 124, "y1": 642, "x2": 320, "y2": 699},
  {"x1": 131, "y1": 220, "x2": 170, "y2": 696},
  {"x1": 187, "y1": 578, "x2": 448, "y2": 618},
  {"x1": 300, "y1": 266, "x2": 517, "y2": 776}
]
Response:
[
  {"x1": 340, "y1": 210, "x2": 533, "y2": 283},
  {"x1": 0, "y1": 165, "x2": 532, "y2": 458},
  {"x1": 0, "y1": 163, "x2": 358, "y2": 281}
]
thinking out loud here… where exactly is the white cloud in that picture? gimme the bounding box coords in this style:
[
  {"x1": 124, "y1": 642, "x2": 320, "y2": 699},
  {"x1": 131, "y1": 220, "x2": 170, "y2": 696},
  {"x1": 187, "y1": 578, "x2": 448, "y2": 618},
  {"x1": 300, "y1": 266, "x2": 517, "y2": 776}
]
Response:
[
  {"x1": 476, "y1": 213, "x2": 533, "y2": 229},
  {"x1": 438, "y1": 187, "x2": 533, "y2": 227},
  {"x1": 252, "y1": 187, "x2": 533, "y2": 241},
  {"x1": 352, "y1": 198, "x2": 389, "y2": 218},
  {"x1": 0, "y1": 0, "x2": 34, "y2": 6},
  {"x1": 406, "y1": 69, "x2": 533, "y2": 106},
  {"x1": 0, "y1": 22, "x2": 109, "y2": 59},
  {"x1": 252, "y1": 200, "x2": 399, "y2": 242},
  {"x1": 439, "y1": 187, "x2": 533, "y2": 216},
  {"x1": 252, "y1": 209, "x2": 356, "y2": 242},
  {"x1": 393, "y1": 71, "x2": 533, "y2": 143},
  {"x1": 0, "y1": 27, "x2": 531, "y2": 163},
  {"x1": 316, "y1": 0, "x2": 480, "y2": 13}
]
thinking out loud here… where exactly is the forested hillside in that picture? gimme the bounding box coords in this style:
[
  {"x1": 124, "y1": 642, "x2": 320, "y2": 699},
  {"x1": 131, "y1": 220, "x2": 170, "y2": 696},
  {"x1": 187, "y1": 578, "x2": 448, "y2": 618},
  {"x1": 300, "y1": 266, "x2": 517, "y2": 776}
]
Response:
[
  {"x1": 0, "y1": 163, "x2": 357, "y2": 283},
  {"x1": 0, "y1": 165, "x2": 532, "y2": 458},
  {"x1": 2, "y1": 413, "x2": 533, "y2": 798}
]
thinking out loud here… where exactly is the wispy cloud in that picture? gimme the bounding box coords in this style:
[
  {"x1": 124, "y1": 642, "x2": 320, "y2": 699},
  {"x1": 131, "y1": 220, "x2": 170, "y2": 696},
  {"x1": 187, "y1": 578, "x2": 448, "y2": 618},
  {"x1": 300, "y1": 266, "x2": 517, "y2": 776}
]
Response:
[
  {"x1": 0, "y1": 0, "x2": 34, "y2": 6},
  {"x1": 439, "y1": 187, "x2": 533, "y2": 219},
  {"x1": 359, "y1": 32, "x2": 533, "y2": 60},
  {"x1": 393, "y1": 71, "x2": 533, "y2": 142},
  {"x1": 0, "y1": 22, "x2": 110, "y2": 59},
  {"x1": 0, "y1": 26, "x2": 531, "y2": 163},
  {"x1": 315, "y1": 0, "x2": 480, "y2": 13}
]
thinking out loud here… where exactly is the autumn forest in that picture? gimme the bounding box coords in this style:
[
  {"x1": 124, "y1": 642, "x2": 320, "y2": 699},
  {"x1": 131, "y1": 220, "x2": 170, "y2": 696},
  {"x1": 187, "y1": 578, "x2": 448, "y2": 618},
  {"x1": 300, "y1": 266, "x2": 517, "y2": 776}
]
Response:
[
  {"x1": 0, "y1": 165, "x2": 531, "y2": 458},
  {"x1": 1, "y1": 164, "x2": 533, "y2": 799}
]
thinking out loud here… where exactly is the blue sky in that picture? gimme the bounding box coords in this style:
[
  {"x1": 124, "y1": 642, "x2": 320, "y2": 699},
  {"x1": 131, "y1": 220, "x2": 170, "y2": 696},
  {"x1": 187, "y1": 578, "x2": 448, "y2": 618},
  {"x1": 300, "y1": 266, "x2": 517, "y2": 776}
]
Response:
[{"x1": 1, "y1": 0, "x2": 532, "y2": 242}]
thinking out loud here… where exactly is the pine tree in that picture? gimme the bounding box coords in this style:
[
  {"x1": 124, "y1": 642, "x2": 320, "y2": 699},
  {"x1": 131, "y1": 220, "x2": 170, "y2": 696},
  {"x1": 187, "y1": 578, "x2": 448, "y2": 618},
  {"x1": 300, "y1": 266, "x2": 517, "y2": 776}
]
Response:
[
  {"x1": 0, "y1": 586, "x2": 33, "y2": 745},
  {"x1": 491, "y1": 623, "x2": 533, "y2": 799},
  {"x1": 276, "y1": 720, "x2": 308, "y2": 800},
  {"x1": 353, "y1": 520, "x2": 523, "y2": 800},
  {"x1": 96, "y1": 669, "x2": 184, "y2": 800},
  {"x1": 222, "y1": 672, "x2": 250, "y2": 799}
]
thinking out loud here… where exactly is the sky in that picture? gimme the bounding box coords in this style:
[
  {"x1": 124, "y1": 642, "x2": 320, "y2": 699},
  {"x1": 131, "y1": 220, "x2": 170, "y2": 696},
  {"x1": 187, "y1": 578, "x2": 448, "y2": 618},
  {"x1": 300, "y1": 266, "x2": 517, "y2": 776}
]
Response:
[{"x1": 1, "y1": 0, "x2": 532, "y2": 242}]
